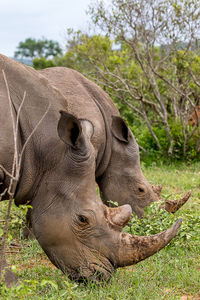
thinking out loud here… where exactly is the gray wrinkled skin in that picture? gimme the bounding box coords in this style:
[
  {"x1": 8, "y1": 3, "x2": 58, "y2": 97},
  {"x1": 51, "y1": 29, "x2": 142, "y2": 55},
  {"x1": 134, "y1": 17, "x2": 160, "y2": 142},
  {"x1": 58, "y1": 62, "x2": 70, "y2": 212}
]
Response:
[
  {"x1": 0, "y1": 56, "x2": 181, "y2": 284},
  {"x1": 39, "y1": 67, "x2": 158, "y2": 217}
]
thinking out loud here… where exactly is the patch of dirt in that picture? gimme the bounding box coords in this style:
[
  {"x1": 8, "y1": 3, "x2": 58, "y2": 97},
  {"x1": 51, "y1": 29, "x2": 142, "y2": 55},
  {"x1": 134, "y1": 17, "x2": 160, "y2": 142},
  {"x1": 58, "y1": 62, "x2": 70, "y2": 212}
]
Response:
[
  {"x1": 180, "y1": 295, "x2": 200, "y2": 300},
  {"x1": 119, "y1": 266, "x2": 136, "y2": 273},
  {"x1": 18, "y1": 256, "x2": 56, "y2": 270},
  {"x1": 6, "y1": 244, "x2": 56, "y2": 271},
  {"x1": 195, "y1": 267, "x2": 200, "y2": 272},
  {"x1": 180, "y1": 296, "x2": 193, "y2": 300},
  {"x1": 163, "y1": 289, "x2": 200, "y2": 300}
]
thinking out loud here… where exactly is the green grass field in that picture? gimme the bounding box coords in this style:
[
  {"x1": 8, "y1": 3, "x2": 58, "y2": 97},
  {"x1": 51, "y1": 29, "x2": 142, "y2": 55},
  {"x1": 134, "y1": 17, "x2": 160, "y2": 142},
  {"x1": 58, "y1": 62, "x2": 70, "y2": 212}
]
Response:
[{"x1": 0, "y1": 162, "x2": 200, "y2": 299}]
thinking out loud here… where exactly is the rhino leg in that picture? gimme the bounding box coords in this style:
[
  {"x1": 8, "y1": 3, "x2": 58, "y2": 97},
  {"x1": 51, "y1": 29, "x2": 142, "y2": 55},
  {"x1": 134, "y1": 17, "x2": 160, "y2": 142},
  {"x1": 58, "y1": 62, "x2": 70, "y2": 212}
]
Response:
[{"x1": 22, "y1": 208, "x2": 34, "y2": 239}]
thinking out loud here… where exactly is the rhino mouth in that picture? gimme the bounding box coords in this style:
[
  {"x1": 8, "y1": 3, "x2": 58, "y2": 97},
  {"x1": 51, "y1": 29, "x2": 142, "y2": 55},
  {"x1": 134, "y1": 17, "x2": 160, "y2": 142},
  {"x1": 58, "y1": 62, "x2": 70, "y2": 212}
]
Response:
[
  {"x1": 89, "y1": 260, "x2": 114, "y2": 280},
  {"x1": 67, "y1": 258, "x2": 115, "y2": 282},
  {"x1": 127, "y1": 202, "x2": 145, "y2": 218}
]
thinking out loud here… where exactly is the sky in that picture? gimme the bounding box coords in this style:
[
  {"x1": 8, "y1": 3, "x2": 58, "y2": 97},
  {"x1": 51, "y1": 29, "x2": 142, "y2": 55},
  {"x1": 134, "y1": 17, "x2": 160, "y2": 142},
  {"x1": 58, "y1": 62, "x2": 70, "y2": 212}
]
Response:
[{"x1": 0, "y1": 0, "x2": 93, "y2": 57}]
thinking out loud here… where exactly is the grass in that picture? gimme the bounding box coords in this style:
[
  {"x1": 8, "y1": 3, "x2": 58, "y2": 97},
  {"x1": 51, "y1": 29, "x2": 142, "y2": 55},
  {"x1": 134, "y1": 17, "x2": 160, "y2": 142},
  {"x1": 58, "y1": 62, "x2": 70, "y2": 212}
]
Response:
[{"x1": 0, "y1": 162, "x2": 200, "y2": 299}]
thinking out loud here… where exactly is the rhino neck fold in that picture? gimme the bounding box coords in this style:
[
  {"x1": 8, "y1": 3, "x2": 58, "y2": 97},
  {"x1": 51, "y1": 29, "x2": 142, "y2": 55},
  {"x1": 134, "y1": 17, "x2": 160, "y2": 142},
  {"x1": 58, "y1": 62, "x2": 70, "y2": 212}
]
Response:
[
  {"x1": 94, "y1": 97, "x2": 112, "y2": 177},
  {"x1": 85, "y1": 95, "x2": 112, "y2": 178},
  {"x1": 73, "y1": 74, "x2": 113, "y2": 178}
]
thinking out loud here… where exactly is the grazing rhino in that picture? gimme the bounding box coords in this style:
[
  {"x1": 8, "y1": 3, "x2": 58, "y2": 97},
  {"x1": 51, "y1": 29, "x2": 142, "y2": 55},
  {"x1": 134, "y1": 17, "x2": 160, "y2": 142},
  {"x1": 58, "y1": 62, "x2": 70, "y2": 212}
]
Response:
[
  {"x1": 0, "y1": 55, "x2": 182, "y2": 285},
  {"x1": 38, "y1": 67, "x2": 158, "y2": 218},
  {"x1": 39, "y1": 67, "x2": 190, "y2": 217}
]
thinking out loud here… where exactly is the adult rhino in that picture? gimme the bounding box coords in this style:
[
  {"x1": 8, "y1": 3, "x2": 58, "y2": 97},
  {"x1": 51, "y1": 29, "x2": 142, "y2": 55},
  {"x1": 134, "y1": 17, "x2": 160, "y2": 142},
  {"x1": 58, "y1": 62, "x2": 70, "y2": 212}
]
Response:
[
  {"x1": 0, "y1": 55, "x2": 182, "y2": 285},
  {"x1": 39, "y1": 67, "x2": 190, "y2": 217}
]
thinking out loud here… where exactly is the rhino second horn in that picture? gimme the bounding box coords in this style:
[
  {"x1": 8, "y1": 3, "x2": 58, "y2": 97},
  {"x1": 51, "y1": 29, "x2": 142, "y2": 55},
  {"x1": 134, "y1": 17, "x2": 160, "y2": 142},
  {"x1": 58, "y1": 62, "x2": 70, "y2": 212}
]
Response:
[
  {"x1": 151, "y1": 184, "x2": 163, "y2": 198},
  {"x1": 116, "y1": 218, "x2": 182, "y2": 267},
  {"x1": 106, "y1": 204, "x2": 132, "y2": 229},
  {"x1": 162, "y1": 191, "x2": 191, "y2": 213}
]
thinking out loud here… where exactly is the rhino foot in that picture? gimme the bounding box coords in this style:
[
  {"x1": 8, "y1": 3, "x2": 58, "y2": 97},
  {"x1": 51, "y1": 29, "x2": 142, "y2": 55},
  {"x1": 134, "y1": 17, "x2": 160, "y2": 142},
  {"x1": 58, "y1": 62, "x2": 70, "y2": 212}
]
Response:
[
  {"x1": 22, "y1": 208, "x2": 35, "y2": 240},
  {"x1": 0, "y1": 256, "x2": 19, "y2": 287},
  {"x1": 22, "y1": 226, "x2": 35, "y2": 240},
  {"x1": 2, "y1": 267, "x2": 19, "y2": 288}
]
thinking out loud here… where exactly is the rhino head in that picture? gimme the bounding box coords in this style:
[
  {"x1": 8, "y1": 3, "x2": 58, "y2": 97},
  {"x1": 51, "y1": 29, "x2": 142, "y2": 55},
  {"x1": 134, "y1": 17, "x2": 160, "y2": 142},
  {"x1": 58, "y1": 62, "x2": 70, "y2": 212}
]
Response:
[
  {"x1": 97, "y1": 116, "x2": 159, "y2": 218},
  {"x1": 30, "y1": 111, "x2": 181, "y2": 281}
]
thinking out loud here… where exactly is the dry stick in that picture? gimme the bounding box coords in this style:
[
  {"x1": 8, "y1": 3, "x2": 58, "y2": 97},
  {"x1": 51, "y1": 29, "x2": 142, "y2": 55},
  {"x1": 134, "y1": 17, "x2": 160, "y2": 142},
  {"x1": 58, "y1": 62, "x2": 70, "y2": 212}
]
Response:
[
  {"x1": 0, "y1": 188, "x2": 8, "y2": 202},
  {"x1": 2, "y1": 70, "x2": 18, "y2": 197},
  {"x1": 18, "y1": 102, "x2": 51, "y2": 171},
  {"x1": 0, "y1": 70, "x2": 18, "y2": 281},
  {"x1": 0, "y1": 70, "x2": 51, "y2": 282},
  {"x1": 0, "y1": 165, "x2": 13, "y2": 180}
]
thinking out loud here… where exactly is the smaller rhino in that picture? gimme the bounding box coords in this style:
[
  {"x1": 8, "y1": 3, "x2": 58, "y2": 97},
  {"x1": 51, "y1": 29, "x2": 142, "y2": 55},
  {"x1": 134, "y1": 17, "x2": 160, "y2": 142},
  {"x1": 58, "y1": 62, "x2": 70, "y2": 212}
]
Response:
[{"x1": 40, "y1": 67, "x2": 190, "y2": 217}]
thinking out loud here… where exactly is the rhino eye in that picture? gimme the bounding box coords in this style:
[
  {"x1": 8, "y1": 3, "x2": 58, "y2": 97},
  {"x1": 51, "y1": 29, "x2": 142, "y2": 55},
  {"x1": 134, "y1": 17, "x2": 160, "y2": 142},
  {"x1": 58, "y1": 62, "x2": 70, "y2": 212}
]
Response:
[
  {"x1": 138, "y1": 187, "x2": 145, "y2": 193},
  {"x1": 78, "y1": 215, "x2": 88, "y2": 224}
]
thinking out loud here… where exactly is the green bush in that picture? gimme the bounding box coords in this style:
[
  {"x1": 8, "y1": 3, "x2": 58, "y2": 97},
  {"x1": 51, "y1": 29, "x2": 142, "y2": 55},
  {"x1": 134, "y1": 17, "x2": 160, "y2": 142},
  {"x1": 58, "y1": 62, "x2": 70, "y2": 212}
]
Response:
[
  {"x1": 130, "y1": 118, "x2": 200, "y2": 164},
  {"x1": 33, "y1": 57, "x2": 56, "y2": 70}
]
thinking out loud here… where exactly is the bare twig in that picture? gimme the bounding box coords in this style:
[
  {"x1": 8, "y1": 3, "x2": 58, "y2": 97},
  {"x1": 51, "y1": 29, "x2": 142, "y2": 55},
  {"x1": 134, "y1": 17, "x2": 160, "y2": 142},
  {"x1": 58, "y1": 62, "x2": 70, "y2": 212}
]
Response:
[
  {"x1": 0, "y1": 165, "x2": 14, "y2": 180},
  {"x1": 0, "y1": 188, "x2": 8, "y2": 201},
  {"x1": 18, "y1": 102, "x2": 51, "y2": 170}
]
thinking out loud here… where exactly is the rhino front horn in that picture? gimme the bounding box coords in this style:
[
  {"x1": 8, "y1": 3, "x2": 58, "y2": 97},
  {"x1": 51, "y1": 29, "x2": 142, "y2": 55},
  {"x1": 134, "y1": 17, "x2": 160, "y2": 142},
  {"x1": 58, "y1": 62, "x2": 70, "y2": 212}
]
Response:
[{"x1": 116, "y1": 218, "x2": 182, "y2": 267}]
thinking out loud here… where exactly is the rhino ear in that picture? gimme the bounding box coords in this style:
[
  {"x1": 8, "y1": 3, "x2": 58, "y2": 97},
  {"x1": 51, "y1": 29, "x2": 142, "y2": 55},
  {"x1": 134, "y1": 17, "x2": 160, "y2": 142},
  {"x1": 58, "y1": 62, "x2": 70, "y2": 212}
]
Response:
[
  {"x1": 80, "y1": 119, "x2": 94, "y2": 140},
  {"x1": 111, "y1": 116, "x2": 131, "y2": 143},
  {"x1": 57, "y1": 111, "x2": 83, "y2": 148}
]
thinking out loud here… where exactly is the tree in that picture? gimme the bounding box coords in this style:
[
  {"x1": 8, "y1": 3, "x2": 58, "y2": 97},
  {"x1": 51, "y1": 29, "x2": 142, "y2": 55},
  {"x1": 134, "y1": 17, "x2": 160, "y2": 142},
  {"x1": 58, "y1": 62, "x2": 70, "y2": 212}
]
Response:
[
  {"x1": 84, "y1": 0, "x2": 200, "y2": 158},
  {"x1": 32, "y1": 57, "x2": 56, "y2": 70},
  {"x1": 14, "y1": 37, "x2": 62, "y2": 59},
  {"x1": 57, "y1": 30, "x2": 140, "y2": 125}
]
